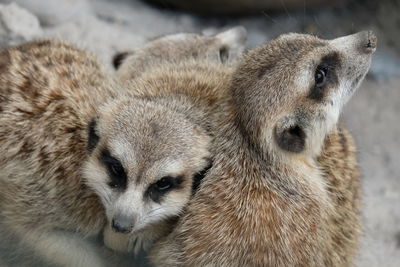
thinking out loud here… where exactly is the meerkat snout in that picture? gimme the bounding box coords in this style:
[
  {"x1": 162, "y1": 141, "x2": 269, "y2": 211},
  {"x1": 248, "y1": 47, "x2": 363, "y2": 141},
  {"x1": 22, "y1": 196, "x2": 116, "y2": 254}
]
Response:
[
  {"x1": 112, "y1": 215, "x2": 134, "y2": 233},
  {"x1": 365, "y1": 31, "x2": 377, "y2": 51}
]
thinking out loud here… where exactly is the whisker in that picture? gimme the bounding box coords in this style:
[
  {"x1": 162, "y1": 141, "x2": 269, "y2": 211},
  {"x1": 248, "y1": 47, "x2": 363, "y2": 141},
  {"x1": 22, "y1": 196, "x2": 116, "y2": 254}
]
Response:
[
  {"x1": 262, "y1": 10, "x2": 278, "y2": 25},
  {"x1": 279, "y1": 0, "x2": 294, "y2": 22}
]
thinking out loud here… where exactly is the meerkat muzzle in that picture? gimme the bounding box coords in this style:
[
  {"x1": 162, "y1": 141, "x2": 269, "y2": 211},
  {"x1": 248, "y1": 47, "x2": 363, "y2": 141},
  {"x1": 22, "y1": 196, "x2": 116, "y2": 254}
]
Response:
[
  {"x1": 112, "y1": 215, "x2": 135, "y2": 233},
  {"x1": 330, "y1": 30, "x2": 377, "y2": 56}
]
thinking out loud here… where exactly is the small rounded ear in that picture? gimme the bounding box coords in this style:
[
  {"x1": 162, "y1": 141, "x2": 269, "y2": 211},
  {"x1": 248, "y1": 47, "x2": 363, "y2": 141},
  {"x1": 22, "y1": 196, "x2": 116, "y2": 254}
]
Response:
[
  {"x1": 87, "y1": 118, "x2": 100, "y2": 153},
  {"x1": 215, "y1": 26, "x2": 247, "y2": 46},
  {"x1": 275, "y1": 119, "x2": 306, "y2": 153},
  {"x1": 215, "y1": 26, "x2": 247, "y2": 64},
  {"x1": 112, "y1": 51, "x2": 133, "y2": 70}
]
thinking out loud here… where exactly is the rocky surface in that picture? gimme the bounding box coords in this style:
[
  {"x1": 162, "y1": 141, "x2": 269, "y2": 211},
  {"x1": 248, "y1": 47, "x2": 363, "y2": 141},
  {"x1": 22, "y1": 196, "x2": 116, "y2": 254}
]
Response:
[{"x1": 0, "y1": 0, "x2": 399, "y2": 266}]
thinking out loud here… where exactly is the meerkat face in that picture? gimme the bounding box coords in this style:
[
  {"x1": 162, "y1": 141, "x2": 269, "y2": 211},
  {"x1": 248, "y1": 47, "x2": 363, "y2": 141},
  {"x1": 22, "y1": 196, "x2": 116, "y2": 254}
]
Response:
[
  {"x1": 83, "y1": 98, "x2": 211, "y2": 234},
  {"x1": 232, "y1": 31, "x2": 376, "y2": 157},
  {"x1": 113, "y1": 26, "x2": 247, "y2": 70}
]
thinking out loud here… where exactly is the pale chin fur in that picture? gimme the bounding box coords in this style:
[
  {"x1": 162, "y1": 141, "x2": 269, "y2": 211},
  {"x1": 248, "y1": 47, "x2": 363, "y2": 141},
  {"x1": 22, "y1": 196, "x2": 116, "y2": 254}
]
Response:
[
  {"x1": 134, "y1": 193, "x2": 187, "y2": 232},
  {"x1": 307, "y1": 101, "x2": 340, "y2": 158},
  {"x1": 110, "y1": 187, "x2": 186, "y2": 233}
]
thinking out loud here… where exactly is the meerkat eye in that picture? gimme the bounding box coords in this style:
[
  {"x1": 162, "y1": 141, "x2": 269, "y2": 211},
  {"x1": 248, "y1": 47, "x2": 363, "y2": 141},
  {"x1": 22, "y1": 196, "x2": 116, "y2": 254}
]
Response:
[
  {"x1": 110, "y1": 162, "x2": 124, "y2": 178},
  {"x1": 315, "y1": 67, "x2": 327, "y2": 87},
  {"x1": 100, "y1": 149, "x2": 127, "y2": 190},
  {"x1": 155, "y1": 176, "x2": 174, "y2": 191},
  {"x1": 146, "y1": 176, "x2": 183, "y2": 203}
]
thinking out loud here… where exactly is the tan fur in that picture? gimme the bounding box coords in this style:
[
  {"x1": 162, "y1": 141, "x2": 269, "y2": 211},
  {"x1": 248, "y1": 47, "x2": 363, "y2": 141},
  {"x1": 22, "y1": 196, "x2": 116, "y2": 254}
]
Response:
[
  {"x1": 115, "y1": 30, "x2": 362, "y2": 265},
  {"x1": 115, "y1": 27, "x2": 246, "y2": 81},
  {"x1": 0, "y1": 39, "x2": 111, "y2": 267},
  {"x1": 317, "y1": 126, "x2": 361, "y2": 266},
  {"x1": 139, "y1": 32, "x2": 375, "y2": 266},
  {"x1": 0, "y1": 40, "x2": 213, "y2": 266},
  {"x1": 103, "y1": 28, "x2": 247, "y2": 254}
]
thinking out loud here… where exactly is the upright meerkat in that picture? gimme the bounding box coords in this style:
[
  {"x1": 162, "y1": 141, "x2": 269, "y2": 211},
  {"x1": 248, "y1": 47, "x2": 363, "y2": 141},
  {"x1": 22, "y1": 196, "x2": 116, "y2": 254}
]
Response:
[
  {"x1": 0, "y1": 40, "x2": 212, "y2": 266},
  {"x1": 149, "y1": 31, "x2": 376, "y2": 266}
]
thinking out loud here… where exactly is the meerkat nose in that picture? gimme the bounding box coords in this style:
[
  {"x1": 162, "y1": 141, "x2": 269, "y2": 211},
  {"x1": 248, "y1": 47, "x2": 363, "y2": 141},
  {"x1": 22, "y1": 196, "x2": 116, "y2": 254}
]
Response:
[
  {"x1": 112, "y1": 215, "x2": 135, "y2": 233},
  {"x1": 364, "y1": 31, "x2": 377, "y2": 54}
]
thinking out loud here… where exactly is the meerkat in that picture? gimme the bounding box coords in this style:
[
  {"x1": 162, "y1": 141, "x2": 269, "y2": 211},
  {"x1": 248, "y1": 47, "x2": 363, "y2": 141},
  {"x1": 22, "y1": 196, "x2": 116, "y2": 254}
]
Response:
[
  {"x1": 101, "y1": 28, "x2": 247, "y2": 255},
  {"x1": 113, "y1": 26, "x2": 247, "y2": 80},
  {"x1": 113, "y1": 28, "x2": 362, "y2": 265},
  {"x1": 0, "y1": 40, "x2": 212, "y2": 266},
  {"x1": 111, "y1": 28, "x2": 248, "y2": 119},
  {"x1": 148, "y1": 31, "x2": 376, "y2": 266}
]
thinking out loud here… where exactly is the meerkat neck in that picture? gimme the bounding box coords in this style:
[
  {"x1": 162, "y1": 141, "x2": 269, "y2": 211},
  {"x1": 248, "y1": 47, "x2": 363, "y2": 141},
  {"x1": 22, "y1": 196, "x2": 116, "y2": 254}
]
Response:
[{"x1": 215, "y1": 97, "x2": 327, "y2": 200}]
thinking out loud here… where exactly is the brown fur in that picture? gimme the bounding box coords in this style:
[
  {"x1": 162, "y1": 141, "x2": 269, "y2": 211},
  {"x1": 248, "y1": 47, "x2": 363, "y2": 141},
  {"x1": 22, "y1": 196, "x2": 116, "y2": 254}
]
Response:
[
  {"x1": 142, "y1": 32, "x2": 375, "y2": 266},
  {"x1": 115, "y1": 27, "x2": 246, "y2": 81},
  {"x1": 0, "y1": 39, "x2": 213, "y2": 266},
  {"x1": 0, "y1": 39, "x2": 112, "y2": 266},
  {"x1": 318, "y1": 126, "x2": 361, "y2": 266},
  {"x1": 0, "y1": 39, "x2": 109, "y2": 233}
]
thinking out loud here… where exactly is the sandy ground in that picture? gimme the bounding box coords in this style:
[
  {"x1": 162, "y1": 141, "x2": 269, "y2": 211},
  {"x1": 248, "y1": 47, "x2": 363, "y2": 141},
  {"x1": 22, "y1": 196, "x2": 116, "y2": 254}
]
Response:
[{"x1": 0, "y1": 0, "x2": 399, "y2": 266}]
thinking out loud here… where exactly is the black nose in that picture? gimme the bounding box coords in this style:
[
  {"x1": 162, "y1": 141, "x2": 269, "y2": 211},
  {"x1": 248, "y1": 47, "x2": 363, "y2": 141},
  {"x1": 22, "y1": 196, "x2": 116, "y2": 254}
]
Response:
[
  {"x1": 364, "y1": 31, "x2": 377, "y2": 54},
  {"x1": 111, "y1": 216, "x2": 134, "y2": 233}
]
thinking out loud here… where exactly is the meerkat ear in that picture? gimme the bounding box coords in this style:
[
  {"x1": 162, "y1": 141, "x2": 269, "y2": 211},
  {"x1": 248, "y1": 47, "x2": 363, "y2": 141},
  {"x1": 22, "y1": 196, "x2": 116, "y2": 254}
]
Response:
[
  {"x1": 214, "y1": 26, "x2": 247, "y2": 64},
  {"x1": 275, "y1": 118, "x2": 306, "y2": 153},
  {"x1": 87, "y1": 118, "x2": 100, "y2": 153},
  {"x1": 112, "y1": 51, "x2": 133, "y2": 70},
  {"x1": 215, "y1": 26, "x2": 247, "y2": 46}
]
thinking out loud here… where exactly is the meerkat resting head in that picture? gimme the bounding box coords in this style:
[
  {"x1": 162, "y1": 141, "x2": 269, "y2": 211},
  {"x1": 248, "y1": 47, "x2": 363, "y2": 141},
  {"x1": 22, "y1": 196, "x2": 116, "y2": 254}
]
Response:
[
  {"x1": 113, "y1": 27, "x2": 247, "y2": 80},
  {"x1": 232, "y1": 31, "x2": 376, "y2": 159},
  {"x1": 83, "y1": 96, "x2": 211, "y2": 235}
]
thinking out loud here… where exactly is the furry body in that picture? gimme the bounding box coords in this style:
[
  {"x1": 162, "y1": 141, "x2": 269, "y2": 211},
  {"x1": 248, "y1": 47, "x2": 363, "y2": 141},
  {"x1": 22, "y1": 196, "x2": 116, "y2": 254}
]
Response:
[
  {"x1": 0, "y1": 40, "x2": 212, "y2": 266},
  {"x1": 135, "y1": 32, "x2": 375, "y2": 266},
  {"x1": 115, "y1": 31, "x2": 363, "y2": 265},
  {"x1": 0, "y1": 39, "x2": 110, "y2": 266}
]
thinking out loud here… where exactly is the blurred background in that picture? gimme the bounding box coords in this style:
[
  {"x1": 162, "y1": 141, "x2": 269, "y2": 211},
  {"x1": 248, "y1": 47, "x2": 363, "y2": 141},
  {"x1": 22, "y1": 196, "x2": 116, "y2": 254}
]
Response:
[{"x1": 0, "y1": 0, "x2": 399, "y2": 266}]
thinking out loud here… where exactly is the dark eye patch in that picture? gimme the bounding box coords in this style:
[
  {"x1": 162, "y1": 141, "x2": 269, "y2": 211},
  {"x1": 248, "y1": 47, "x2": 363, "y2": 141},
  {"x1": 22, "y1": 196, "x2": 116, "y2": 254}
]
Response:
[
  {"x1": 145, "y1": 176, "x2": 183, "y2": 203},
  {"x1": 100, "y1": 149, "x2": 127, "y2": 190},
  {"x1": 309, "y1": 52, "x2": 340, "y2": 101}
]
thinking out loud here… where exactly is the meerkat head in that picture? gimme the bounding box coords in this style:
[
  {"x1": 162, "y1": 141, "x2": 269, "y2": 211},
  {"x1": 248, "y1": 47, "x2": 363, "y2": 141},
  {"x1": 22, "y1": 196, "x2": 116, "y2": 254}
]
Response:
[
  {"x1": 113, "y1": 26, "x2": 247, "y2": 76},
  {"x1": 232, "y1": 31, "x2": 376, "y2": 158},
  {"x1": 83, "y1": 97, "x2": 211, "y2": 234}
]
